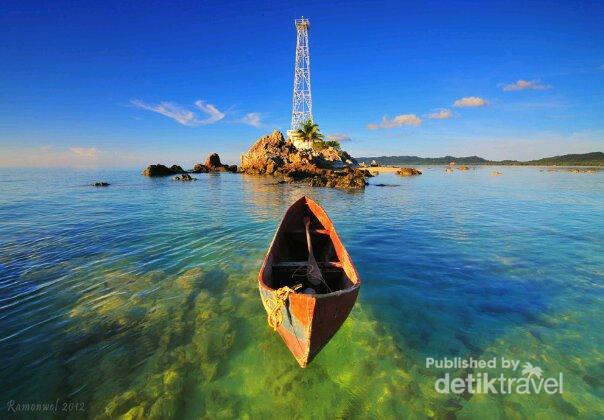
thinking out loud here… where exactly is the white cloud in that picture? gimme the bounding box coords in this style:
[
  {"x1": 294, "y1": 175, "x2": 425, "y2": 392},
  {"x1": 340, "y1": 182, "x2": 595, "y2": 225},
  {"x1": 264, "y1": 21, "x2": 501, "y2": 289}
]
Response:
[
  {"x1": 130, "y1": 100, "x2": 200, "y2": 126},
  {"x1": 453, "y1": 96, "x2": 488, "y2": 108},
  {"x1": 367, "y1": 114, "x2": 422, "y2": 130},
  {"x1": 69, "y1": 147, "x2": 99, "y2": 159},
  {"x1": 427, "y1": 108, "x2": 452, "y2": 119},
  {"x1": 130, "y1": 99, "x2": 225, "y2": 126},
  {"x1": 502, "y1": 80, "x2": 551, "y2": 91},
  {"x1": 327, "y1": 133, "x2": 352, "y2": 142},
  {"x1": 194, "y1": 100, "x2": 226, "y2": 124},
  {"x1": 239, "y1": 112, "x2": 262, "y2": 127}
]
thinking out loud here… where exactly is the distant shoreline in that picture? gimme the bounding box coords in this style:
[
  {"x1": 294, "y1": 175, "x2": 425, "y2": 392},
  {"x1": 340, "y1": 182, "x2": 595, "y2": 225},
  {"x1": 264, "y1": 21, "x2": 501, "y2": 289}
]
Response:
[
  {"x1": 355, "y1": 152, "x2": 604, "y2": 167},
  {"x1": 365, "y1": 165, "x2": 603, "y2": 173}
]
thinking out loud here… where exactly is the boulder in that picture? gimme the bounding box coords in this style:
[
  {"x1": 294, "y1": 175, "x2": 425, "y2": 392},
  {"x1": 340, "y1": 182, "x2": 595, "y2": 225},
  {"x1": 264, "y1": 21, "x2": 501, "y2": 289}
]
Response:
[
  {"x1": 240, "y1": 130, "x2": 369, "y2": 189},
  {"x1": 396, "y1": 167, "x2": 422, "y2": 176},
  {"x1": 457, "y1": 165, "x2": 470, "y2": 171},
  {"x1": 315, "y1": 147, "x2": 358, "y2": 168},
  {"x1": 491, "y1": 171, "x2": 502, "y2": 176},
  {"x1": 170, "y1": 165, "x2": 185, "y2": 174},
  {"x1": 282, "y1": 163, "x2": 324, "y2": 182},
  {"x1": 192, "y1": 163, "x2": 209, "y2": 173},
  {"x1": 240, "y1": 130, "x2": 304, "y2": 174},
  {"x1": 142, "y1": 164, "x2": 185, "y2": 177},
  {"x1": 370, "y1": 160, "x2": 379, "y2": 167},
  {"x1": 239, "y1": 131, "x2": 346, "y2": 172},
  {"x1": 204, "y1": 153, "x2": 223, "y2": 169},
  {"x1": 360, "y1": 169, "x2": 374, "y2": 177},
  {"x1": 265, "y1": 157, "x2": 281, "y2": 175},
  {"x1": 203, "y1": 153, "x2": 236, "y2": 172}
]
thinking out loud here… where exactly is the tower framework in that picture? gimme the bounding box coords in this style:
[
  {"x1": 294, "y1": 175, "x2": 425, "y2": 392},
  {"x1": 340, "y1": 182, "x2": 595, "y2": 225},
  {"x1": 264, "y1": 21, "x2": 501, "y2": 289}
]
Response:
[{"x1": 289, "y1": 18, "x2": 313, "y2": 148}]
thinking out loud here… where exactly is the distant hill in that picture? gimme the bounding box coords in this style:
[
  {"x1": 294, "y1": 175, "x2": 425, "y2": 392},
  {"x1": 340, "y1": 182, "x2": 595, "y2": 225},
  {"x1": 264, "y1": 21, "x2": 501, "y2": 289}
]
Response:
[
  {"x1": 522, "y1": 152, "x2": 604, "y2": 166},
  {"x1": 355, "y1": 152, "x2": 604, "y2": 167}
]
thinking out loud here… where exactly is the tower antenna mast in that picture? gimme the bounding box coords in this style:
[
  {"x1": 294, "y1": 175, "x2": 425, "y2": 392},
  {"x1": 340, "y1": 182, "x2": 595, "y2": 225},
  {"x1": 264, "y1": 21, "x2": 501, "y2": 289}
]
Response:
[{"x1": 288, "y1": 17, "x2": 313, "y2": 148}]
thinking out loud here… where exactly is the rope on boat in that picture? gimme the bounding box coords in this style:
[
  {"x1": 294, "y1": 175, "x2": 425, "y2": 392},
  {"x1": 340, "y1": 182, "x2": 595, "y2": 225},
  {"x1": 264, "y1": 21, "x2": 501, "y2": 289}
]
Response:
[{"x1": 264, "y1": 284, "x2": 302, "y2": 330}]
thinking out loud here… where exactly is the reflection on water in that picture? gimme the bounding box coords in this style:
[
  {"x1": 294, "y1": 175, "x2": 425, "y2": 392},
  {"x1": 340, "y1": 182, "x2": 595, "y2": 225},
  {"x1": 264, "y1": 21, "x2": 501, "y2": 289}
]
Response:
[{"x1": 0, "y1": 167, "x2": 603, "y2": 418}]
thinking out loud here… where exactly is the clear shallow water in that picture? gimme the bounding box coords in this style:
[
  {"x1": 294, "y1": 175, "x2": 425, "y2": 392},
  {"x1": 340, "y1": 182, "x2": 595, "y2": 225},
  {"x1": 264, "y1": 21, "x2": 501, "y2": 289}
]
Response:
[{"x1": 0, "y1": 167, "x2": 602, "y2": 419}]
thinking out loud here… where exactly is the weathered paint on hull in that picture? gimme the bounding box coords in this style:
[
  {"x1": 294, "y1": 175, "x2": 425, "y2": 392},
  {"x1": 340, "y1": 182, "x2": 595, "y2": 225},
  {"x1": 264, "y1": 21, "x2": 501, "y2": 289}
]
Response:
[
  {"x1": 259, "y1": 287, "x2": 313, "y2": 365},
  {"x1": 258, "y1": 196, "x2": 361, "y2": 367},
  {"x1": 259, "y1": 285, "x2": 359, "y2": 367}
]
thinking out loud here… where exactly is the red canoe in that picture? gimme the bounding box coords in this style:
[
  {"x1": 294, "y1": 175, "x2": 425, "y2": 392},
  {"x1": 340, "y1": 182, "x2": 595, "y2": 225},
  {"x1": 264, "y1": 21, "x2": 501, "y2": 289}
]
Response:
[{"x1": 258, "y1": 196, "x2": 361, "y2": 367}]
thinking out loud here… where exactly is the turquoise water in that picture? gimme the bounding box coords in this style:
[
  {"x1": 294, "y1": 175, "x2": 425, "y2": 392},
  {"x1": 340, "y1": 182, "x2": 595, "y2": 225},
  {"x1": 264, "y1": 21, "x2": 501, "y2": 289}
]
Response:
[{"x1": 1, "y1": 167, "x2": 603, "y2": 418}]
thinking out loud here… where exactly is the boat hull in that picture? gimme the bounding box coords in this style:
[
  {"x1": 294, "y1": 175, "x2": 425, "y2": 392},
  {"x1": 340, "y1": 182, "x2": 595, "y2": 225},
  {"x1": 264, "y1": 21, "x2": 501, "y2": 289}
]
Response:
[{"x1": 258, "y1": 196, "x2": 361, "y2": 367}]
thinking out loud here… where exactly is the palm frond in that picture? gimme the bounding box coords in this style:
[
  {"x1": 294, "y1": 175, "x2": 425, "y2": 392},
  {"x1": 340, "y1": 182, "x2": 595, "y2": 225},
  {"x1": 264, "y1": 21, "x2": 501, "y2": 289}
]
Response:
[{"x1": 294, "y1": 119, "x2": 324, "y2": 146}]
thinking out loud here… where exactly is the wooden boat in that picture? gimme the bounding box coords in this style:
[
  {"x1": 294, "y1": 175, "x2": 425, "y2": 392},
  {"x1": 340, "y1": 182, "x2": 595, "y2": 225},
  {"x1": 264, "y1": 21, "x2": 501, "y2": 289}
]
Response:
[{"x1": 258, "y1": 196, "x2": 361, "y2": 367}]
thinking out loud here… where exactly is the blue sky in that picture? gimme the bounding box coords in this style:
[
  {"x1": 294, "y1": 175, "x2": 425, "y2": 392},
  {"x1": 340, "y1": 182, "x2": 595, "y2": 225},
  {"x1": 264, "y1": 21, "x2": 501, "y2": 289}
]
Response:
[{"x1": 1, "y1": 0, "x2": 603, "y2": 167}]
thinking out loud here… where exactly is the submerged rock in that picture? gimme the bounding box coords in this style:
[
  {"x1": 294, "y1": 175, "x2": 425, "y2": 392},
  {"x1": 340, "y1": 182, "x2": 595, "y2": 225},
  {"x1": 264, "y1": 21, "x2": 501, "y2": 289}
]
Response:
[
  {"x1": 163, "y1": 369, "x2": 183, "y2": 393},
  {"x1": 142, "y1": 164, "x2": 186, "y2": 177},
  {"x1": 457, "y1": 165, "x2": 470, "y2": 171},
  {"x1": 104, "y1": 390, "x2": 138, "y2": 417},
  {"x1": 149, "y1": 396, "x2": 177, "y2": 418},
  {"x1": 123, "y1": 406, "x2": 145, "y2": 420},
  {"x1": 396, "y1": 167, "x2": 422, "y2": 176},
  {"x1": 491, "y1": 171, "x2": 502, "y2": 176},
  {"x1": 567, "y1": 168, "x2": 596, "y2": 173},
  {"x1": 91, "y1": 182, "x2": 110, "y2": 187},
  {"x1": 173, "y1": 173, "x2": 196, "y2": 181}
]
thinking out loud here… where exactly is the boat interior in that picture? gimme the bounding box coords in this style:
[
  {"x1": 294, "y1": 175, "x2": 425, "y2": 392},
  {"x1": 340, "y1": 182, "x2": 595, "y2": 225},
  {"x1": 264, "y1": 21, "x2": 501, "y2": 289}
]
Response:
[{"x1": 265, "y1": 203, "x2": 356, "y2": 295}]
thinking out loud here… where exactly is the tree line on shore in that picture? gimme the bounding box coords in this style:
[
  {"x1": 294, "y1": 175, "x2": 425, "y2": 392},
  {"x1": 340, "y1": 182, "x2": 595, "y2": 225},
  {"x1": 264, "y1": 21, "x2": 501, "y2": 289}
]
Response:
[{"x1": 355, "y1": 152, "x2": 603, "y2": 167}]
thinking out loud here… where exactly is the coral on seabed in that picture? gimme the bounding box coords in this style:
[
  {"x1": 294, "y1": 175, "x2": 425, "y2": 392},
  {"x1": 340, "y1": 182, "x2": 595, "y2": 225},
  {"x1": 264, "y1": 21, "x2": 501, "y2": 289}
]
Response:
[{"x1": 52, "y1": 254, "x2": 599, "y2": 419}]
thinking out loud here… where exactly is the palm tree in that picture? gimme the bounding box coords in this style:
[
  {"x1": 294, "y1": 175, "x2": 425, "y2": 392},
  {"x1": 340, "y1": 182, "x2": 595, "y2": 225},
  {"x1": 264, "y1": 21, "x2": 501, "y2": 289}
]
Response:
[
  {"x1": 295, "y1": 119, "x2": 324, "y2": 149},
  {"x1": 521, "y1": 362, "x2": 543, "y2": 379}
]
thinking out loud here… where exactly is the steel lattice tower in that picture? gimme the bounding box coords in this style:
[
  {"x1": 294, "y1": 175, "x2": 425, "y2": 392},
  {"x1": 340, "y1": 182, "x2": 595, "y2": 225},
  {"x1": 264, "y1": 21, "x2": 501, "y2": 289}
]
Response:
[{"x1": 289, "y1": 17, "x2": 313, "y2": 144}]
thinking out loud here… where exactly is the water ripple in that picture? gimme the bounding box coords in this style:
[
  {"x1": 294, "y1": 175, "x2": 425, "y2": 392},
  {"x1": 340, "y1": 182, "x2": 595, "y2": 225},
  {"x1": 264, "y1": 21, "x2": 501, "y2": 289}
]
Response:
[{"x1": 0, "y1": 167, "x2": 603, "y2": 418}]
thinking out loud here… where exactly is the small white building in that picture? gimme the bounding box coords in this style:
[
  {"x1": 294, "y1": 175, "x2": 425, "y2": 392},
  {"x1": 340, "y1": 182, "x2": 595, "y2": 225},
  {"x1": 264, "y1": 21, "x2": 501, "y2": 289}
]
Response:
[{"x1": 287, "y1": 130, "x2": 311, "y2": 150}]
